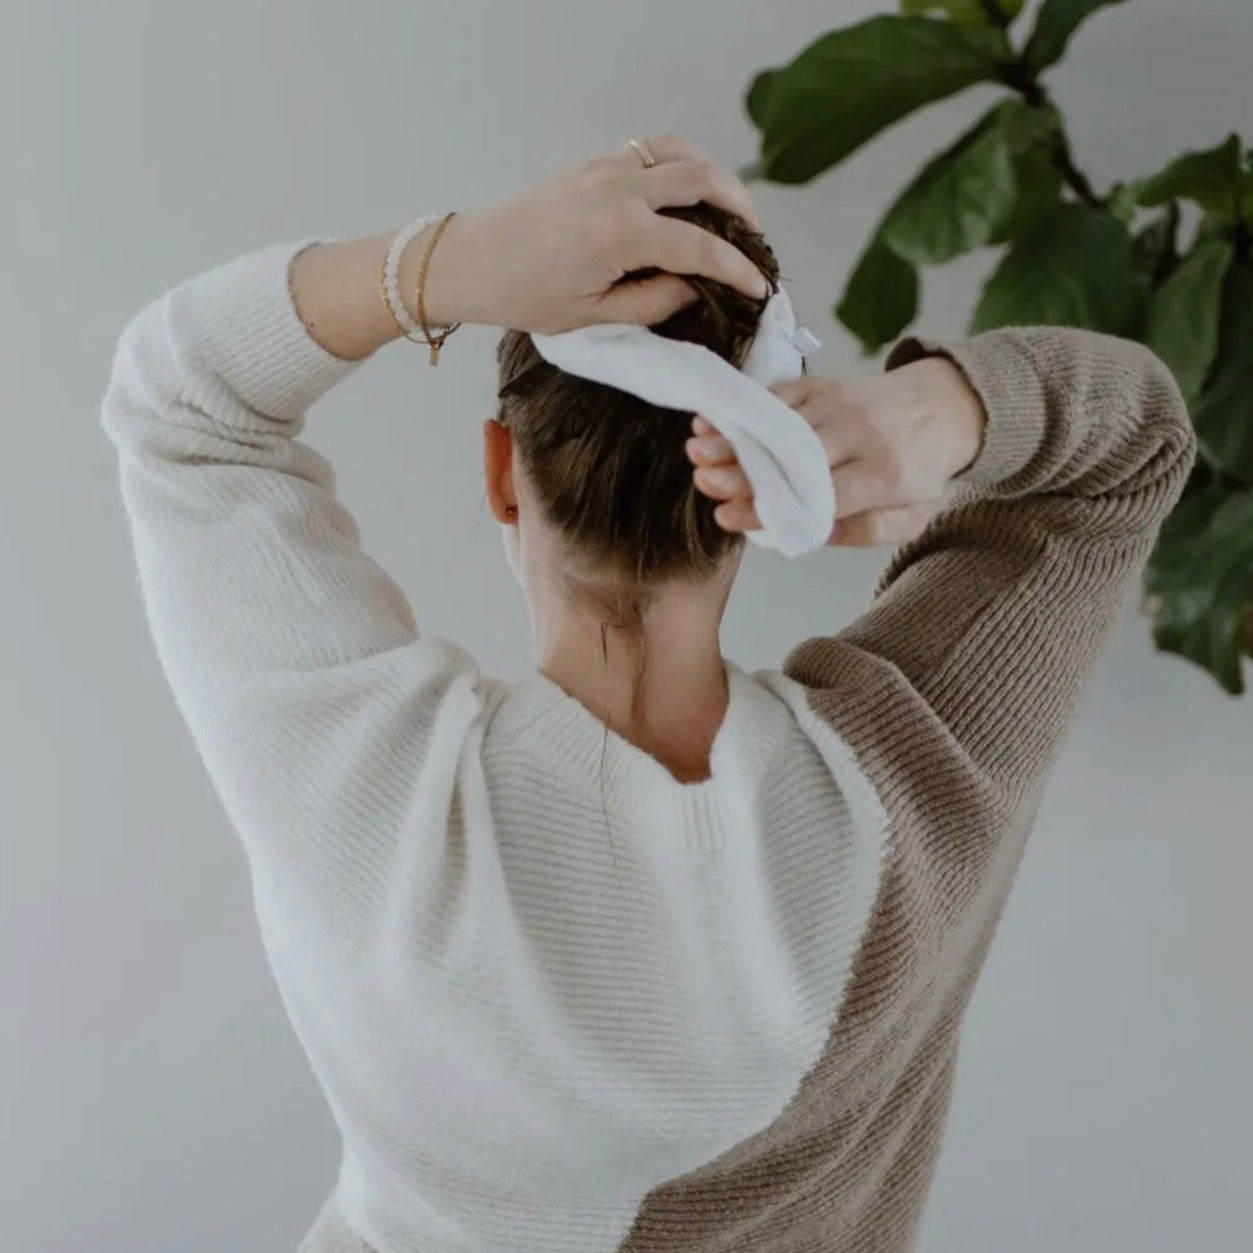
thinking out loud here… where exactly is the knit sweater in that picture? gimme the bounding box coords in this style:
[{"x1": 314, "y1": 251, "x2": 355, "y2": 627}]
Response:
[{"x1": 101, "y1": 241, "x2": 1195, "y2": 1253}]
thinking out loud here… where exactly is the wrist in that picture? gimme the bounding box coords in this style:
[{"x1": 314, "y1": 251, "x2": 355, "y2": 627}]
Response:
[
  {"x1": 906, "y1": 355, "x2": 987, "y2": 480},
  {"x1": 395, "y1": 212, "x2": 485, "y2": 330},
  {"x1": 289, "y1": 234, "x2": 403, "y2": 361}
]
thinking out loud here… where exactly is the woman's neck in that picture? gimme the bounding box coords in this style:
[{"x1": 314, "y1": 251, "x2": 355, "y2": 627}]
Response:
[{"x1": 534, "y1": 598, "x2": 731, "y2": 781}]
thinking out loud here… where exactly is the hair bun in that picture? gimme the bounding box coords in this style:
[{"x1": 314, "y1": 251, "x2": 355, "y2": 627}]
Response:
[
  {"x1": 626, "y1": 202, "x2": 779, "y2": 369},
  {"x1": 494, "y1": 200, "x2": 781, "y2": 588}
]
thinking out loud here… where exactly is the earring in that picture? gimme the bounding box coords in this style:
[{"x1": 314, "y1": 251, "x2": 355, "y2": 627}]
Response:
[{"x1": 505, "y1": 506, "x2": 518, "y2": 520}]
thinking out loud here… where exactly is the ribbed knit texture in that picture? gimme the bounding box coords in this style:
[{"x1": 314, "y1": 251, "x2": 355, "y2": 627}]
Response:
[{"x1": 101, "y1": 242, "x2": 1196, "y2": 1253}]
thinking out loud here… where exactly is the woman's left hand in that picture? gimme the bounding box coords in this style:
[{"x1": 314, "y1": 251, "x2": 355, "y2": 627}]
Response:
[
  {"x1": 687, "y1": 357, "x2": 987, "y2": 547},
  {"x1": 423, "y1": 134, "x2": 770, "y2": 334}
]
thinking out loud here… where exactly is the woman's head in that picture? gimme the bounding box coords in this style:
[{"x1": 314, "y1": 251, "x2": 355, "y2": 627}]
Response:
[{"x1": 488, "y1": 202, "x2": 780, "y2": 609}]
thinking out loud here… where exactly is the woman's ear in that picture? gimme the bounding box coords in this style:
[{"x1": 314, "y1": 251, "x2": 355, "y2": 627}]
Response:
[{"x1": 483, "y1": 418, "x2": 518, "y2": 524}]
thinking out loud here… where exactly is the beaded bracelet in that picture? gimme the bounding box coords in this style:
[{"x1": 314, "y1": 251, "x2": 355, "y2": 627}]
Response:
[{"x1": 380, "y1": 213, "x2": 461, "y2": 364}]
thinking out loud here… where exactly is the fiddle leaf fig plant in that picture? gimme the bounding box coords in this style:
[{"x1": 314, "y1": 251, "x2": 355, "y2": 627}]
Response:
[{"x1": 743, "y1": 0, "x2": 1253, "y2": 695}]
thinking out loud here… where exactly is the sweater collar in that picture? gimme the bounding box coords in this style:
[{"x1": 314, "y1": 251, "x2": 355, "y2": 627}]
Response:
[{"x1": 490, "y1": 659, "x2": 791, "y2": 853}]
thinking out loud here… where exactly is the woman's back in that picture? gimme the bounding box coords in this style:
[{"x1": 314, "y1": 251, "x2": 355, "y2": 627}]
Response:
[{"x1": 272, "y1": 659, "x2": 887, "y2": 1250}]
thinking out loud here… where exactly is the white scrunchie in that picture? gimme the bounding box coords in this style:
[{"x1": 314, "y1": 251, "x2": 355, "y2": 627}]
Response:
[{"x1": 530, "y1": 287, "x2": 834, "y2": 559}]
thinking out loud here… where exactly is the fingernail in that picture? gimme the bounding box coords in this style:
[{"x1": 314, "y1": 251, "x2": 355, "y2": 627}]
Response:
[
  {"x1": 687, "y1": 436, "x2": 722, "y2": 461},
  {"x1": 701, "y1": 467, "x2": 738, "y2": 492}
]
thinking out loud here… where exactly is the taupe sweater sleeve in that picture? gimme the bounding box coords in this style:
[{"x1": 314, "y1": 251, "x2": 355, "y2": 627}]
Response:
[
  {"x1": 785, "y1": 328, "x2": 1196, "y2": 818},
  {"x1": 765, "y1": 331, "x2": 1197, "y2": 1250},
  {"x1": 768, "y1": 334, "x2": 1197, "y2": 1240}
]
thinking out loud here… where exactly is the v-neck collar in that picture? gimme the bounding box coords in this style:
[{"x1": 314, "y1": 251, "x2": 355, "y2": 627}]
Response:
[{"x1": 491, "y1": 659, "x2": 793, "y2": 853}]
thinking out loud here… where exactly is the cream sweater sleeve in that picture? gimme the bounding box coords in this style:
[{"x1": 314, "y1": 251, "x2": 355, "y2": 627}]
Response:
[{"x1": 101, "y1": 242, "x2": 484, "y2": 894}]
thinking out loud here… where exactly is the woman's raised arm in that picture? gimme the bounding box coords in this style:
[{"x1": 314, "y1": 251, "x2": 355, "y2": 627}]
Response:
[
  {"x1": 98, "y1": 135, "x2": 766, "y2": 887},
  {"x1": 288, "y1": 135, "x2": 769, "y2": 362}
]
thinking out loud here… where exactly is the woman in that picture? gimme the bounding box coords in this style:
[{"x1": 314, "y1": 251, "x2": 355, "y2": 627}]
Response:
[{"x1": 102, "y1": 134, "x2": 1194, "y2": 1253}]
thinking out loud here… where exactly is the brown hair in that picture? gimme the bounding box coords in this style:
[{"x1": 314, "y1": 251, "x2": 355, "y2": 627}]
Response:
[{"x1": 494, "y1": 202, "x2": 781, "y2": 617}]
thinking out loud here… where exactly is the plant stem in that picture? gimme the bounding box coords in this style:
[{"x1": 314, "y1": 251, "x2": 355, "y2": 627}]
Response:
[
  {"x1": 977, "y1": 0, "x2": 1011, "y2": 28},
  {"x1": 1001, "y1": 56, "x2": 1104, "y2": 208},
  {"x1": 1045, "y1": 112, "x2": 1104, "y2": 207},
  {"x1": 1235, "y1": 184, "x2": 1251, "y2": 260},
  {"x1": 1235, "y1": 218, "x2": 1251, "y2": 263}
]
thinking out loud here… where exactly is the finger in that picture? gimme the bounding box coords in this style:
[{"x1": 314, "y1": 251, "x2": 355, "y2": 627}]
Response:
[
  {"x1": 768, "y1": 377, "x2": 819, "y2": 410},
  {"x1": 768, "y1": 378, "x2": 862, "y2": 467},
  {"x1": 686, "y1": 432, "x2": 736, "y2": 465},
  {"x1": 606, "y1": 134, "x2": 710, "y2": 179},
  {"x1": 693, "y1": 462, "x2": 751, "y2": 500},
  {"x1": 639, "y1": 159, "x2": 762, "y2": 228},
  {"x1": 692, "y1": 414, "x2": 720, "y2": 437},
  {"x1": 634, "y1": 215, "x2": 771, "y2": 300},
  {"x1": 713, "y1": 497, "x2": 762, "y2": 533},
  {"x1": 831, "y1": 504, "x2": 938, "y2": 548},
  {"x1": 630, "y1": 132, "x2": 711, "y2": 166},
  {"x1": 595, "y1": 274, "x2": 698, "y2": 325}
]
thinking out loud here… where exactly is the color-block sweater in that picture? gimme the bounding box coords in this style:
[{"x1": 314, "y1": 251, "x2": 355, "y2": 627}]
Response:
[{"x1": 101, "y1": 241, "x2": 1195, "y2": 1253}]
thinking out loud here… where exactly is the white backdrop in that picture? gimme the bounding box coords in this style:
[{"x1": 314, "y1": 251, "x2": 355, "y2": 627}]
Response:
[{"x1": 2, "y1": 2, "x2": 1250, "y2": 1249}]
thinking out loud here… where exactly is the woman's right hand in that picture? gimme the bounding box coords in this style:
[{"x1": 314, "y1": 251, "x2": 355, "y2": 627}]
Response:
[
  {"x1": 420, "y1": 133, "x2": 768, "y2": 335},
  {"x1": 686, "y1": 355, "x2": 988, "y2": 547}
]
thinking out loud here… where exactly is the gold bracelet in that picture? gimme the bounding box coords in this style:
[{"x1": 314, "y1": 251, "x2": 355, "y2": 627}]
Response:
[{"x1": 415, "y1": 212, "x2": 461, "y2": 365}]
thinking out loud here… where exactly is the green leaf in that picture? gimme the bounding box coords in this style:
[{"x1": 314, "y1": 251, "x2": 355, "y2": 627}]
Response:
[
  {"x1": 1144, "y1": 482, "x2": 1253, "y2": 694},
  {"x1": 970, "y1": 202, "x2": 1147, "y2": 336},
  {"x1": 836, "y1": 238, "x2": 920, "y2": 354},
  {"x1": 880, "y1": 100, "x2": 1056, "y2": 265},
  {"x1": 1193, "y1": 258, "x2": 1253, "y2": 481},
  {"x1": 1195, "y1": 214, "x2": 1236, "y2": 248},
  {"x1": 879, "y1": 107, "x2": 1014, "y2": 265},
  {"x1": 988, "y1": 146, "x2": 1064, "y2": 244},
  {"x1": 1131, "y1": 202, "x2": 1181, "y2": 285},
  {"x1": 1144, "y1": 239, "x2": 1233, "y2": 406},
  {"x1": 1023, "y1": 0, "x2": 1130, "y2": 73},
  {"x1": 1134, "y1": 134, "x2": 1253, "y2": 222},
  {"x1": 900, "y1": 0, "x2": 1025, "y2": 22},
  {"x1": 749, "y1": 15, "x2": 1007, "y2": 185},
  {"x1": 745, "y1": 69, "x2": 778, "y2": 128}
]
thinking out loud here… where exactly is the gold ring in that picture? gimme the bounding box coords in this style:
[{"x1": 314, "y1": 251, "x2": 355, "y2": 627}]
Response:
[{"x1": 626, "y1": 137, "x2": 656, "y2": 169}]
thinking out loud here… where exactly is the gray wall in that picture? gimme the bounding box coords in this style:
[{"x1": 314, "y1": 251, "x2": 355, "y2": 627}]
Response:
[{"x1": 3, "y1": 2, "x2": 1249, "y2": 1249}]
